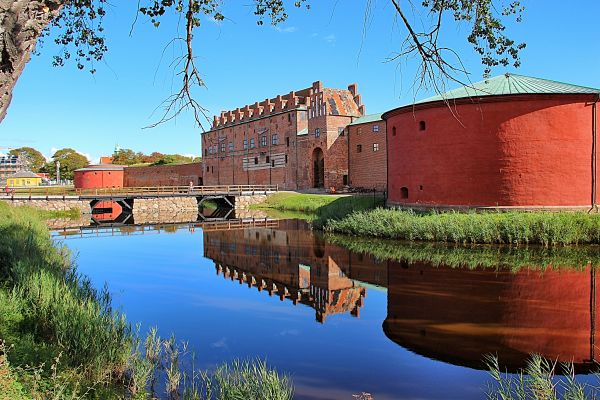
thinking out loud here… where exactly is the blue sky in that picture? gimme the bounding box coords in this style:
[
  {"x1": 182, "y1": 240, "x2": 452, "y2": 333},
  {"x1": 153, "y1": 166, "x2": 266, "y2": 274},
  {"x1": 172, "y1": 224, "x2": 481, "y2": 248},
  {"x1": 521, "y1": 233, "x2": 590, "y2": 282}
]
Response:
[{"x1": 0, "y1": 0, "x2": 598, "y2": 162}]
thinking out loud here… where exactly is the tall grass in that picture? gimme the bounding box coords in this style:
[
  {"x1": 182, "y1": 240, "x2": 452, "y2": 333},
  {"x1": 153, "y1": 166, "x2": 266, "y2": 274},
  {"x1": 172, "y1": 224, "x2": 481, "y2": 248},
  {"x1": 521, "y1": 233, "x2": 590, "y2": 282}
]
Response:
[
  {"x1": 485, "y1": 354, "x2": 599, "y2": 400},
  {"x1": 325, "y1": 208, "x2": 600, "y2": 246},
  {"x1": 0, "y1": 203, "x2": 294, "y2": 399},
  {"x1": 327, "y1": 234, "x2": 600, "y2": 270}
]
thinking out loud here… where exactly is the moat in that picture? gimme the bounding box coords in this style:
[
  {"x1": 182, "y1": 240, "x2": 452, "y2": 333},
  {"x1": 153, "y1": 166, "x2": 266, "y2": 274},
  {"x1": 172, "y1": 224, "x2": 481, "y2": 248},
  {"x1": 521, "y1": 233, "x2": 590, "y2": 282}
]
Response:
[{"x1": 51, "y1": 218, "x2": 600, "y2": 400}]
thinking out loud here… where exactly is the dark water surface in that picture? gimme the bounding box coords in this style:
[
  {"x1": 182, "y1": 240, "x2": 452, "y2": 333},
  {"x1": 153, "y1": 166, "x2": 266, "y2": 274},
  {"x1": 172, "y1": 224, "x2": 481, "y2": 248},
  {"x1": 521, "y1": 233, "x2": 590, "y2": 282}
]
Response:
[{"x1": 52, "y1": 219, "x2": 599, "y2": 399}]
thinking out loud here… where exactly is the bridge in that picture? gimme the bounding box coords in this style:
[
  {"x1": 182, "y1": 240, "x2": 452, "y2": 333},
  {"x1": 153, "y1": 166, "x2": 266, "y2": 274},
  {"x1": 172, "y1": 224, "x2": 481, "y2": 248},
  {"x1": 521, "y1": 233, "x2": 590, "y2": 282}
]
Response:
[
  {"x1": 51, "y1": 218, "x2": 281, "y2": 240},
  {"x1": 3, "y1": 185, "x2": 278, "y2": 214},
  {"x1": 5, "y1": 185, "x2": 278, "y2": 200}
]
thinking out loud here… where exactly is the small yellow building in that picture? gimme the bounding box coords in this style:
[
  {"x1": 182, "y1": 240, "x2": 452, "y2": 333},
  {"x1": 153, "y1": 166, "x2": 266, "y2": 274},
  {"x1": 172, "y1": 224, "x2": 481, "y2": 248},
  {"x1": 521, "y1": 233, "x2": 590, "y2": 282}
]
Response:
[{"x1": 6, "y1": 171, "x2": 43, "y2": 187}]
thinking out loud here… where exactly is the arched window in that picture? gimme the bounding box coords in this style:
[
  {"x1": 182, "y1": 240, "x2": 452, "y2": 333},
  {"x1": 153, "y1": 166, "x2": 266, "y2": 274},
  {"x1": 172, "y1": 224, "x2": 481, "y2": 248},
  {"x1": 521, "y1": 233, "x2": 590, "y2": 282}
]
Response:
[
  {"x1": 392, "y1": 126, "x2": 397, "y2": 136},
  {"x1": 400, "y1": 187, "x2": 409, "y2": 199},
  {"x1": 419, "y1": 121, "x2": 426, "y2": 131}
]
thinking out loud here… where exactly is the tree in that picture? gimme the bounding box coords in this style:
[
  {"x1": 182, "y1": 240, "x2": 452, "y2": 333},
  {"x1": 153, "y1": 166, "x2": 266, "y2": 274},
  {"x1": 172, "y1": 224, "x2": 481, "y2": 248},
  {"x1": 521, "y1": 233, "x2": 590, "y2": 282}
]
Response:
[
  {"x1": 46, "y1": 147, "x2": 88, "y2": 181},
  {"x1": 0, "y1": 1, "x2": 525, "y2": 127},
  {"x1": 112, "y1": 148, "x2": 144, "y2": 165},
  {"x1": 8, "y1": 146, "x2": 46, "y2": 172}
]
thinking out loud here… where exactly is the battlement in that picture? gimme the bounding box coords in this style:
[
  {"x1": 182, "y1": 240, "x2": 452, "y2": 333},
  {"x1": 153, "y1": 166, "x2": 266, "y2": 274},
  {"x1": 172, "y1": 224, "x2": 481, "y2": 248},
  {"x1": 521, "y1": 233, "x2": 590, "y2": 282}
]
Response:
[{"x1": 210, "y1": 81, "x2": 363, "y2": 129}]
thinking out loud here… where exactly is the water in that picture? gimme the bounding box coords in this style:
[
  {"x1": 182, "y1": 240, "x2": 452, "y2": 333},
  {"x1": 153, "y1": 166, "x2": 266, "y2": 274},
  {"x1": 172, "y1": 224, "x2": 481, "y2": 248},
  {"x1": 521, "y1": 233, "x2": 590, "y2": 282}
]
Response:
[{"x1": 52, "y1": 219, "x2": 599, "y2": 399}]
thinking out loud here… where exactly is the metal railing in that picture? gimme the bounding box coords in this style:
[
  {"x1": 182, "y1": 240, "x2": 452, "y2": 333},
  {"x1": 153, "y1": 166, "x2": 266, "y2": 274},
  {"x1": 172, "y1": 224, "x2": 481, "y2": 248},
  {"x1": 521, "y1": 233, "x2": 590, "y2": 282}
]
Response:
[{"x1": 3, "y1": 184, "x2": 279, "y2": 199}]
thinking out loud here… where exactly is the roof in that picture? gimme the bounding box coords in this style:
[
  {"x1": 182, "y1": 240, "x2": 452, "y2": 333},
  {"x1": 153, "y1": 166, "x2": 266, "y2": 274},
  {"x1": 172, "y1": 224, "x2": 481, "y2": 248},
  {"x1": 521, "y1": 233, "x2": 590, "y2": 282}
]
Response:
[
  {"x1": 9, "y1": 171, "x2": 41, "y2": 179},
  {"x1": 323, "y1": 88, "x2": 362, "y2": 117},
  {"x1": 74, "y1": 164, "x2": 125, "y2": 172},
  {"x1": 348, "y1": 113, "x2": 383, "y2": 126},
  {"x1": 417, "y1": 74, "x2": 600, "y2": 104}
]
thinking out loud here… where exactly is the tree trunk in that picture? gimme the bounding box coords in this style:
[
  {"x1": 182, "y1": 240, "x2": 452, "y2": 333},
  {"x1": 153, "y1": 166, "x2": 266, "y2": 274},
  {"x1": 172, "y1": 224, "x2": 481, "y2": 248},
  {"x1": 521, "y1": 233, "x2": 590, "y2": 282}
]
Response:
[{"x1": 0, "y1": 0, "x2": 62, "y2": 123}]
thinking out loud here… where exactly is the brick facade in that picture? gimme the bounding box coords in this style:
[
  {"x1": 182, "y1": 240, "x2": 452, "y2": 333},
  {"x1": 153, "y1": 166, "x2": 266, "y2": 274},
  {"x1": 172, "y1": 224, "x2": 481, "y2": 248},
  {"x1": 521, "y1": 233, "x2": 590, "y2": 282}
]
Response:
[
  {"x1": 347, "y1": 114, "x2": 387, "y2": 191},
  {"x1": 202, "y1": 81, "x2": 365, "y2": 190},
  {"x1": 123, "y1": 163, "x2": 203, "y2": 187}
]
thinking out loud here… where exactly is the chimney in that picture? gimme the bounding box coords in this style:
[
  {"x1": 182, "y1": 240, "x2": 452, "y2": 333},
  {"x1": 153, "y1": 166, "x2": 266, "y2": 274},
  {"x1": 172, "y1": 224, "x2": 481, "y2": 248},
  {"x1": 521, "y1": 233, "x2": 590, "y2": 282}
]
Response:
[{"x1": 348, "y1": 83, "x2": 358, "y2": 97}]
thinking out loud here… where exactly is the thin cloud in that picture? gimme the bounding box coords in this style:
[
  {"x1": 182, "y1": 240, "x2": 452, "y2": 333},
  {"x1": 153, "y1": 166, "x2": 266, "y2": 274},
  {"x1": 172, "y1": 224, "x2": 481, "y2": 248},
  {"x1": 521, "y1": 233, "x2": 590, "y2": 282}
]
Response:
[
  {"x1": 324, "y1": 34, "x2": 336, "y2": 44},
  {"x1": 274, "y1": 26, "x2": 297, "y2": 33}
]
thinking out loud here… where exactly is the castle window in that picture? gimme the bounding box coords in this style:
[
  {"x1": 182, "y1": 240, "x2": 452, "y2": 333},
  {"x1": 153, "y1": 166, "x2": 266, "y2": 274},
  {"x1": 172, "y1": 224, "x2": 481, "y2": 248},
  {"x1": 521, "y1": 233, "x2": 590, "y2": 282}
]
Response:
[
  {"x1": 266, "y1": 156, "x2": 270, "y2": 164},
  {"x1": 287, "y1": 113, "x2": 292, "y2": 123},
  {"x1": 373, "y1": 143, "x2": 379, "y2": 152},
  {"x1": 206, "y1": 166, "x2": 209, "y2": 172},
  {"x1": 250, "y1": 138, "x2": 255, "y2": 148},
  {"x1": 401, "y1": 187, "x2": 409, "y2": 199},
  {"x1": 315, "y1": 128, "x2": 321, "y2": 138},
  {"x1": 272, "y1": 134, "x2": 278, "y2": 145},
  {"x1": 392, "y1": 126, "x2": 397, "y2": 136},
  {"x1": 204, "y1": 149, "x2": 207, "y2": 156},
  {"x1": 271, "y1": 160, "x2": 275, "y2": 167},
  {"x1": 243, "y1": 139, "x2": 248, "y2": 150},
  {"x1": 260, "y1": 135, "x2": 267, "y2": 147},
  {"x1": 285, "y1": 155, "x2": 288, "y2": 163},
  {"x1": 419, "y1": 121, "x2": 426, "y2": 131},
  {"x1": 373, "y1": 124, "x2": 380, "y2": 132},
  {"x1": 358, "y1": 127, "x2": 363, "y2": 134},
  {"x1": 357, "y1": 144, "x2": 362, "y2": 153},
  {"x1": 254, "y1": 157, "x2": 258, "y2": 164},
  {"x1": 220, "y1": 143, "x2": 226, "y2": 152},
  {"x1": 228, "y1": 142, "x2": 234, "y2": 152},
  {"x1": 286, "y1": 137, "x2": 290, "y2": 147}
]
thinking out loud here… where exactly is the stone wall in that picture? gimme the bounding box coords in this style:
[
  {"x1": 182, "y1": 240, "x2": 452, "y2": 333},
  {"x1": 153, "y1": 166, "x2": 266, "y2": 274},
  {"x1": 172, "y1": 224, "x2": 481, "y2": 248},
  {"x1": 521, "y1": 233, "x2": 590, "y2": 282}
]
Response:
[
  {"x1": 132, "y1": 197, "x2": 199, "y2": 224},
  {"x1": 233, "y1": 194, "x2": 268, "y2": 209},
  {"x1": 1, "y1": 198, "x2": 92, "y2": 214}
]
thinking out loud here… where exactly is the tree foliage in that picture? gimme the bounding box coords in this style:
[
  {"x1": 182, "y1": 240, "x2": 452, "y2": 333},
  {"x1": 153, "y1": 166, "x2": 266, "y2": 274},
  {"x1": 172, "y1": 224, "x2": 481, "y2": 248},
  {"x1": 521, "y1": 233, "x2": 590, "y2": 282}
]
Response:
[
  {"x1": 45, "y1": 148, "x2": 89, "y2": 181},
  {"x1": 8, "y1": 147, "x2": 46, "y2": 172},
  {"x1": 112, "y1": 148, "x2": 199, "y2": 166},
  {"x1": 37, "y1": 0, "x2": 525, "y2": 127}
]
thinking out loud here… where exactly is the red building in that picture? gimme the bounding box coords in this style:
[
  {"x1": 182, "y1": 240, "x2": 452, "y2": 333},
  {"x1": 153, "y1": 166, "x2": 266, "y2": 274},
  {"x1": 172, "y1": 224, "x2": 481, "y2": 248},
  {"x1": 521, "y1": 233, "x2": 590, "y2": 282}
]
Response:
[
  {"x1": 73, "y1": 164, "x2": 125, "y2": 189},
  {"x1": 202, "y1": 81, "x2": 365, "y2": 190},
  {"x1": 383, "y1": 74, "x2": 600, "y2": 209},
  {"x1": 347, "y1": 113, "x2": 387, "y2": 191}
]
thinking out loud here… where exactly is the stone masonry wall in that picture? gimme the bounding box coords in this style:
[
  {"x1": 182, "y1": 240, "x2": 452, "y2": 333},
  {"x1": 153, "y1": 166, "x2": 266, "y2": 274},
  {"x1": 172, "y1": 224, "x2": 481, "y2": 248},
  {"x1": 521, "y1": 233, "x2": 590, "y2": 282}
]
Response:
[
  {"x1": 1, "y1": 198, "x2": 92, "y2": 214},
  {"x1": 132, "y1": 197, "x2": 199, "y2": 224},
  {"x1": 234, "y1": 195, "x2": 268, "y2": 209}
]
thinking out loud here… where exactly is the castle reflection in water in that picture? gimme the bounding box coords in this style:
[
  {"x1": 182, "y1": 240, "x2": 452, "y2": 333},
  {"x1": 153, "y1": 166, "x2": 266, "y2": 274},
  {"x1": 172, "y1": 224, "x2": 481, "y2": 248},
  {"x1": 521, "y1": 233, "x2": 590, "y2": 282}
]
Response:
[{"x1": 203, "y1": 219, "x2": 599, "y2": 373}]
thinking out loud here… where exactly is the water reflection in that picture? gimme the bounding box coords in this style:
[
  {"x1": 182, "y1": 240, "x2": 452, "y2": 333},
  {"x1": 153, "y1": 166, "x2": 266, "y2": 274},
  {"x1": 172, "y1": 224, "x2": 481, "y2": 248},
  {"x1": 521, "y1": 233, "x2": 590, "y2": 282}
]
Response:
[
  {"x1": 202, "y1": 220, "x2": 600, "y2": 372},
  {"x1": 54, "y1": 218, "x2": 600, "y2": 398},
  {"x1": 384, "y1": 261, "x2": 598, "y2": 372},
  {"x1": 204, "y1": 220, "x2": 390, "y2": 323}
]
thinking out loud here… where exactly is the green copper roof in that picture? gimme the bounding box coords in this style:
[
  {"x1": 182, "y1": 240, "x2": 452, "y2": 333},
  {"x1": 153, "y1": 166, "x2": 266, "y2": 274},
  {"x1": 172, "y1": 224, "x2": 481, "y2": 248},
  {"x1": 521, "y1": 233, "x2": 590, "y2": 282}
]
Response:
[
  {"x1": 348, "y1": 113, "x2": 384, "y2": 126},
  {"x1": 417, "y1": 74, "x2": 600, "y2": 104}
]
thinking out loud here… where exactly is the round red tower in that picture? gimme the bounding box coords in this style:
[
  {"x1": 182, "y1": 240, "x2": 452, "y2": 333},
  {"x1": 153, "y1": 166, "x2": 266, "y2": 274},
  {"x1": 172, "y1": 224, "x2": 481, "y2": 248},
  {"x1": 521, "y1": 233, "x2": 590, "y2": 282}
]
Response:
[
  {"x1": 383, "y1": 74, "x2": 600, "y2": 209},
  {"x1": 74, "y1": 164, "x2": 125, "y2": 189}
]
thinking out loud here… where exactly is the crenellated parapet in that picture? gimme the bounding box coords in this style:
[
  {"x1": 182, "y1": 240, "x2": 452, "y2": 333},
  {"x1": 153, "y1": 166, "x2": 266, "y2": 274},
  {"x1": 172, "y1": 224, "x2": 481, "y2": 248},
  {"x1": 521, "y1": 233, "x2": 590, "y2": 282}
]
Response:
[{"x1": 210, "y1": 81, "x2": 326, "y2": 129}]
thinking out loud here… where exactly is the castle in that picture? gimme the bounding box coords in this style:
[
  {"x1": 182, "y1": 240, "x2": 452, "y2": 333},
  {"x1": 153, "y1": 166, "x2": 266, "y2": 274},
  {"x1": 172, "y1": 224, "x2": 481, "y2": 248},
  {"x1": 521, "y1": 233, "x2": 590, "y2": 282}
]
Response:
[{"x1": 201, "y1": 81, "x2": 387, "y2": 191}]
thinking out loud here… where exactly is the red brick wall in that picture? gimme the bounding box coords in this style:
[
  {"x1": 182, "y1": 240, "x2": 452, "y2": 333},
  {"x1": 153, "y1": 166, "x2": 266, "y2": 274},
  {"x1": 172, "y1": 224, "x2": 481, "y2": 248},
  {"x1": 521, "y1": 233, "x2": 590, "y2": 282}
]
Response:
[
  {"x1": 348, "y1": 120, "x2": 387, "y2": 191},
  {"x1": 74, "y1": 169, "x2": 124, "y2": 189},
  {"x1": 384, "y1": 261, "x2": 598, "y2": 371},
  {"x1": 202, "y1": 81, "x2": 363, "y2": 191},
  {"x1": 123, "y1": 163, "x2": 203, "y2": 187},
  {"x1": 385, "y1": 95, "x2": 600, "y2": 207}
]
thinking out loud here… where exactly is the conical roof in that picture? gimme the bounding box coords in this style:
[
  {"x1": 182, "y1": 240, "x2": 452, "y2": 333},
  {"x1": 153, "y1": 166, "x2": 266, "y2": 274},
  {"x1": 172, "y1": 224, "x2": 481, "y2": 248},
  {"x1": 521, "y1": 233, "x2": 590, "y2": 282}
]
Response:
[{"x1": 417, "y1": 73, "x2": 600, "y2": 104}]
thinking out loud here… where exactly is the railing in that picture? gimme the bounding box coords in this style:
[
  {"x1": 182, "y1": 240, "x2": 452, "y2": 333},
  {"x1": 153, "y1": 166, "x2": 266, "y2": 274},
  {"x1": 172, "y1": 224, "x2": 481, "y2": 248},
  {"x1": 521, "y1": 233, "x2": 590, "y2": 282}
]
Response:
[{"x1": 3, "y1": 185, "x2": 279, "y2": 199}]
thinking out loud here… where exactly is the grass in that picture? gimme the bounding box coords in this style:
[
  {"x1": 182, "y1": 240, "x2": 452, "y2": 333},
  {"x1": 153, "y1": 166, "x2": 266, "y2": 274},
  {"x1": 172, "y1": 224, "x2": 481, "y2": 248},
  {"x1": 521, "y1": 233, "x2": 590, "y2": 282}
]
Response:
[
  {"x1": 253, "y1": 192, "x2": 384, "y2": 223},
  {"x1": 327, "y1": 234, "x2": 600, "y2": 271},
  {"x1": 325, "y1": 208, "x2": 600, "y2": 246},
  {"x1": 485, "y1": 354, "x2": 599, "y2": 399},
  {"x1": 0, "y1": 201, "x2": 294, "y2": 399}
]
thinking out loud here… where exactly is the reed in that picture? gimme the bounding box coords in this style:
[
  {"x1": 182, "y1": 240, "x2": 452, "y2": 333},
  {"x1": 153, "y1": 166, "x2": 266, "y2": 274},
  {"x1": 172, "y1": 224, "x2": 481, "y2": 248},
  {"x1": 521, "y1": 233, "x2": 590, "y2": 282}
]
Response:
[
  {"x1": 327, "y1": 234, "x2": 600, "y2": 270},
  {"x1": 0, "y1": 202, "x2": 294, "y2": 399},
  {"x1": 485, "y1": 354, "x2": 598, "y2": 400},
  {"x1": 325, "y1": 208, "x2": 600, "y2": 246}
]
